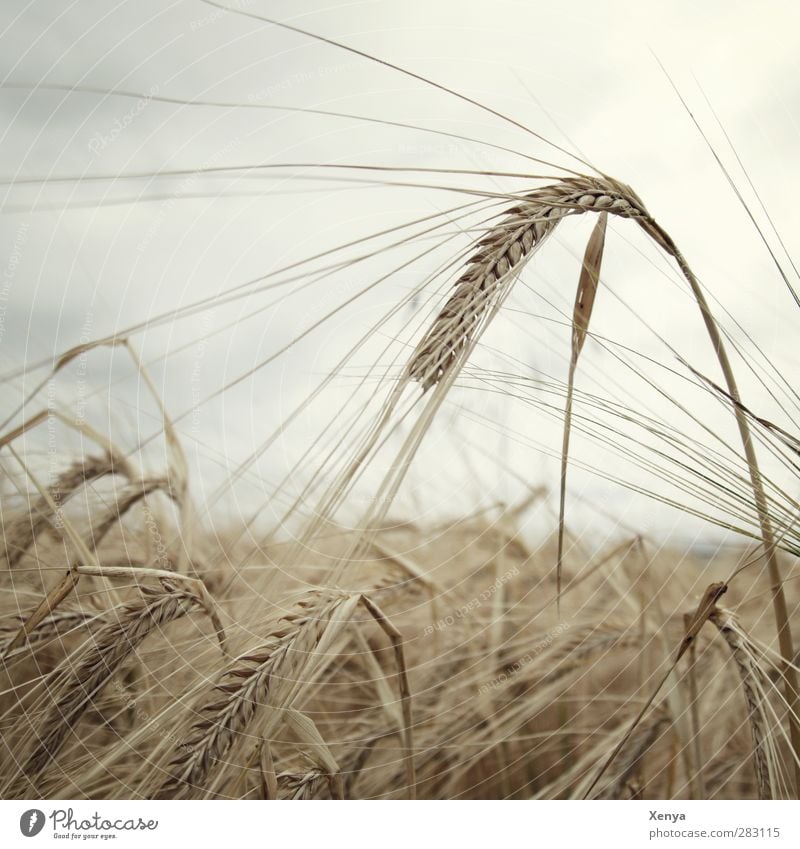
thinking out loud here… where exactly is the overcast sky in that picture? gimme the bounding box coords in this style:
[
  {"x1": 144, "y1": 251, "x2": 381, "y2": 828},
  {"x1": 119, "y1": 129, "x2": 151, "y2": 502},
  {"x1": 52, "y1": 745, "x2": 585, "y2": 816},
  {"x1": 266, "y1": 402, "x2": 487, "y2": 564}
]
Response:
[{"x1": 1, "y1": 0, "x2": 798, "y2": 549}]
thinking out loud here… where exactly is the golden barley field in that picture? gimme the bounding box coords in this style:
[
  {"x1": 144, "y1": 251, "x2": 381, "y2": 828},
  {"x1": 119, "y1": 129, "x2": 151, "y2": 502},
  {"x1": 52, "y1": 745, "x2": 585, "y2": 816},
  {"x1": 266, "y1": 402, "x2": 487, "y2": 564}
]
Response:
[{"x1": 1, "y1": 1, "x2": 799, "y2": 801}]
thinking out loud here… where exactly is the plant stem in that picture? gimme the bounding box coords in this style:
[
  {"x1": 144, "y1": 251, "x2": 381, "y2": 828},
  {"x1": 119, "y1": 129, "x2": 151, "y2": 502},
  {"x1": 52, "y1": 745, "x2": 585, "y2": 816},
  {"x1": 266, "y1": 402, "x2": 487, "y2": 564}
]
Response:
[
  {"x1": 654, "y1": 230, "x2": 800, "y2": 795},
  {"x1": 683, "y1": 612, "x2": 706, "y2": 799}
]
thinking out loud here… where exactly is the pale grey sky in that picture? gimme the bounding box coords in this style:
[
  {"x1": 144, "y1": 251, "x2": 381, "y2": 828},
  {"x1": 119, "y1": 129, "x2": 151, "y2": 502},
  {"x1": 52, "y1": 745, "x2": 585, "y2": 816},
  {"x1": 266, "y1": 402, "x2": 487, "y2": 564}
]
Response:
[{"x1": 1, "y1": 0, "x2": 798, "y2": 549}]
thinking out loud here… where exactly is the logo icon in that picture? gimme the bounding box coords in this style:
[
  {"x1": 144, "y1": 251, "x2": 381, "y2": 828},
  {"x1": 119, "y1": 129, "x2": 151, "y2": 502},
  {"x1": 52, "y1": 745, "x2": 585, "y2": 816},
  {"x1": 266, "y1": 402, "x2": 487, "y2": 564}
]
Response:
[{"x1": 19, "y1": 810, "x2": 46, "y2": 837}]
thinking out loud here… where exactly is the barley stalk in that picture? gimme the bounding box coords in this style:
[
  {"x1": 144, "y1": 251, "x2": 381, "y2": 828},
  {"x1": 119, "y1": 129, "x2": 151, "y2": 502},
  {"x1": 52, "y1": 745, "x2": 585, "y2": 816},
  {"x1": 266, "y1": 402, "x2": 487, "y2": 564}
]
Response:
[
  {"x1": 683, "y1": 612, "x2": 707, "y2": 798},
  {"x1": 600, "y1": 707, "x2": 671, "y2": 799}
]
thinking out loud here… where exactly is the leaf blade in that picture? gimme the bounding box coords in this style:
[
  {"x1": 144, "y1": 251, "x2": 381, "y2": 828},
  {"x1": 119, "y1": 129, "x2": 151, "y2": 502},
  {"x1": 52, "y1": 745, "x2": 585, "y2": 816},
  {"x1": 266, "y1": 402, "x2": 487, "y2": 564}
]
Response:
[{"x1": 557, "y1": 212, "x2": 608, "y2": 609}]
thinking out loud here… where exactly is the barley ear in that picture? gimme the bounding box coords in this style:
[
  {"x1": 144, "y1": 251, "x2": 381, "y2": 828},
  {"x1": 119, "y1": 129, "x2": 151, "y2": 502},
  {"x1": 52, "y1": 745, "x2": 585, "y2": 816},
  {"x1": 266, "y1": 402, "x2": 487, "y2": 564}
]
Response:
[{"x1": 709, "y1": 609, "x2": 774, "y2": 800}]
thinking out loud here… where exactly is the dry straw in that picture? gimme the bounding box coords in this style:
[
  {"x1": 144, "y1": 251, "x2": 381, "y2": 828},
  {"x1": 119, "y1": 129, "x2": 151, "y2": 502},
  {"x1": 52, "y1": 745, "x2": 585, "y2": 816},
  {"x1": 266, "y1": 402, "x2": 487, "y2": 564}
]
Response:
[{"x1": 1, "y1": 7, "x2": 797, "y2": 803}]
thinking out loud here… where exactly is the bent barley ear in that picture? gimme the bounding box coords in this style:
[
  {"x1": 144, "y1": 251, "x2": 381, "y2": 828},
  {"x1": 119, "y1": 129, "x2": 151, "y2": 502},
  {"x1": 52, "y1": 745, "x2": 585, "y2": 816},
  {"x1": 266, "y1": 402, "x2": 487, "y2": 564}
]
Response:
[{"x1": 405, "y1": 177, "x2": 645, "y2": 392}]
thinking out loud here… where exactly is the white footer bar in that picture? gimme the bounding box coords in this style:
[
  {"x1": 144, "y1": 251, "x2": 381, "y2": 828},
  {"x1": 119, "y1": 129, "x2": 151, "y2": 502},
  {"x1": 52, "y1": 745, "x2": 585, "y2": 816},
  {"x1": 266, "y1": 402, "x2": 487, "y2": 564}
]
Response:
[{"x1": 2, "y1": 800, "x2": 797, "y2": 848}]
